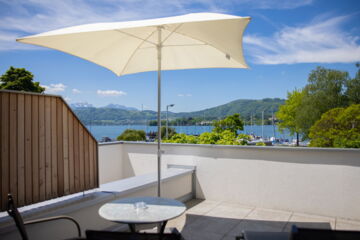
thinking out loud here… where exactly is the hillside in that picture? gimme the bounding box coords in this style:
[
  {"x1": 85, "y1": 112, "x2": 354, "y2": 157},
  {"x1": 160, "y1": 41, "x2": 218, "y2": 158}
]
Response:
[
  {"x1": 73, "y1": 98, "x2": 285, "y2": 125},
  {"x1": 176, "y1": 98, "x2": 284, "y2": 120}
]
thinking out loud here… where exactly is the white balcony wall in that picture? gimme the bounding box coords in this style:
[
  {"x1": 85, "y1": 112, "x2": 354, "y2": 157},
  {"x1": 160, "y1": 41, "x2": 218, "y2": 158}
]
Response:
[
  {"x1": 99, "y1": 142, "x2": 360, "y2": 220},
  {"x1": 98, "y1": 143, "x2": 124, "y2": 183}
]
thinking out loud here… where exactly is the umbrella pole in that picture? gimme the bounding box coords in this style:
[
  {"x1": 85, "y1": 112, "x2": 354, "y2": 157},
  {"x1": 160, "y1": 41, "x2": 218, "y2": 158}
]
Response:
[{"x1": 157, "y1": 26, "x2": 162, "y2": 197}]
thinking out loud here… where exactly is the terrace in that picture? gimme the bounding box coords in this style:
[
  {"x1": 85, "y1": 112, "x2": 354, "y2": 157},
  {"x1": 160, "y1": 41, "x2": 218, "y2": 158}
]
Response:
[{"x1": 1, "y1": 137, "x2": 360, "y2": 239}]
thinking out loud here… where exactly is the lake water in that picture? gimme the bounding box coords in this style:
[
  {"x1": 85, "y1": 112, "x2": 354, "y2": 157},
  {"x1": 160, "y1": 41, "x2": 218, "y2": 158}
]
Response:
[{"x1": 86, "y1": 125, "x2": 295, "y2": 142}]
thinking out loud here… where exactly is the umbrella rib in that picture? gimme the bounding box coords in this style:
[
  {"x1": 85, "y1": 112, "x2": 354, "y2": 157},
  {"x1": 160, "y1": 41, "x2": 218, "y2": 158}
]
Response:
[
  {"x1": 139, "y1": 43, "x2": 207, "y2": 49},
  {"x1": 119, "y1": 29, "x2": 158, "y2": 76},
  {"x1": 168, "y1": 29, "x2": 238, "y2": 62},
  {"x1": 163, "y1": 43, "x2": 207, "y2": 47},
  {"x1": 161, "y1": 23, "x2": 183, "y2": 44},
  {"x1": 114, "y1": 29, "x2": 157, "y2": 46},
  {"x1": 161, "y1": 22, "x2": 236, "y2": 61}
]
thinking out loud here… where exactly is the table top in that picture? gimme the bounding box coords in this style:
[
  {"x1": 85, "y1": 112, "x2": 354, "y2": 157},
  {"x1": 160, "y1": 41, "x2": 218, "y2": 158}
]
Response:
[{"x1": 98, "y1": 196, "x2": 186, "y2": 224}]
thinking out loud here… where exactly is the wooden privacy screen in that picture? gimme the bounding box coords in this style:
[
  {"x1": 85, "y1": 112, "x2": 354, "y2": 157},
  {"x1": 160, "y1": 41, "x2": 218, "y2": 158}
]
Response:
[{"x1": 0, "y1": 90, "x2": 98, "y2": 211}]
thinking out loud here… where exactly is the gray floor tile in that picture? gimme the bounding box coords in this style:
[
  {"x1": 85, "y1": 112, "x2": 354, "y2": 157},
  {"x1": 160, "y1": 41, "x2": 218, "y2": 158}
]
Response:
[
  {"x1": 186, "y1": 215, "x2": 241, "y2": 236},
  {"x1": 205, "y1": 202, "x2": 254, "y2": 219},
  {"x1": 227, "y1": 219, "x2": 286, "y2": 236},
  {"x1": 186, "y1": 199, "x2": 221, "y2": 215}
]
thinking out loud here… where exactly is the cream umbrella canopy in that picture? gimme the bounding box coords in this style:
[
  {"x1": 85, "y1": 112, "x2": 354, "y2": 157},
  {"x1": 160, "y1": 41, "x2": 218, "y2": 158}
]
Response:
[{"x1": 17, "y1": 12, "x2": 251, "y2": 197}]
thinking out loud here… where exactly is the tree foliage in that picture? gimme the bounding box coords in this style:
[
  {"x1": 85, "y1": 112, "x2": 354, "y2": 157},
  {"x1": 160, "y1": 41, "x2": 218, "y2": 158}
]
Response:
[
  {"x1": 213, "y1": 113, "x2": 244, "y2": 135},
  {"x1": 117, "y1": 129, "x2": 146, "y2": 141},
  {"x1": 159, "y1": 126, "x2": 176, "y2": 139},
  {"x1": 0, "y1": 66, "x2": 45, "y2": 93},
  {"x1": 164, "y1": 133, "x2": 198, "y2": 144},
  {"x1": 276, "y1": 65, "x2": 359, "y2": 140},
  {"x1": 276, "y1": 89, "x2": 303, "y2": 136},
  {"x1": 345, "y1": 63, "x2": 360, "y2": 104},
  {"x1": 198, "y1": 132, "x2": 220, "y2": 144},
  {"x1": 309, "y1": 104, "x2": 360, "y2": 148},
  {"x1": 296, "y1": 67, "x2": 350, "y2": 137},
  {"x1": 164, "y1": 114, "x2": 251, "y2": 145},
  {"x1": 215, "y1": 130, "x2": 239, "y2": 145}
]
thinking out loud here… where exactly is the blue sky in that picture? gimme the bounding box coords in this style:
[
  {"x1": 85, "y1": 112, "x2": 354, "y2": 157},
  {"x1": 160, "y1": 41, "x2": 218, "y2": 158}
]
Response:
[{"x1": 0, "y1": 0, "x2": 359, "y2": 112}]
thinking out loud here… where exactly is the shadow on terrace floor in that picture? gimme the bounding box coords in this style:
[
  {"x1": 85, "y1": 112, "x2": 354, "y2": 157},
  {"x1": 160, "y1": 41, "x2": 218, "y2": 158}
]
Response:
[{"x1": 165, "y1": 199, "x2": 336, "y2": 240}]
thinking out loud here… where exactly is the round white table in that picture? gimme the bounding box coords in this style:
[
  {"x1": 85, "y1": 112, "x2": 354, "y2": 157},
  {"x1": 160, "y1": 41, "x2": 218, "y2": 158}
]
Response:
[{"x1": 99, "y1": 196, "x2": 186, "y2": 233}]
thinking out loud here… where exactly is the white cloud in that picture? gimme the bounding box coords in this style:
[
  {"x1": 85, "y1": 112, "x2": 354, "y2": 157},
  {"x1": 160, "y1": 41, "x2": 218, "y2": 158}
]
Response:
[
  {"x1": 230, "y1": 0, "x2": 313, "y2": 9},
  {"x1": 42, "y1": 83, "x2": 66, "y2": 93},
  {"x1": 97, "y1": 90, "x2": 127, "y2": 96},
  {"x1": 178, "y1": 93, "x2": 192, "y2": 97},
  {"x1": 64, "y1": 97, "x2": 71, "y2": 102},
  {"x1": 72, "y1": 88, "x2": 81, "y2": 94},
  {"x1": 0, "y1": 0, "x2": 313, "y2": 51},
  {"x1": 244, "y1": 15, "x2": 360, "y2": 64}
]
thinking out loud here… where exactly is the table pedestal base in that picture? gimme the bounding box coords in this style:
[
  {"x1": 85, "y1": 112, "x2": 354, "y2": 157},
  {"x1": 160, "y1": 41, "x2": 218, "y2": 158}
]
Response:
[{"x1": 128, "y1": 220, "x2": 168, "y2": 234}]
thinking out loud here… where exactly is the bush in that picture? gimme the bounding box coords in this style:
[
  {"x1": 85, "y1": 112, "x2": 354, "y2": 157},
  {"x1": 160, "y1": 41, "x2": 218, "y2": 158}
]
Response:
[
  {"x1": 237, "y1": 133, "x2": 251, "y2": 145},
  {"x1": 256, "y1": 142, "x2": 266, "y2": 146},
  {"x1": 117, "y1": 129, "x2": 146, "y2": 141},
  {"x1": 198, "y1": 132, "x2": 219, "y2": 144},
  {"x1": 162, "y1": 113, "x2": 253, "y2": 146},
  {"x1": 215, "y1": 130, "x2": 239, "y2": 145},
  {"x1": 164, "y1": 133, "x2": 198, "y2": 144},
  {"x1": 309, "y1": 104, "x2": 360, "y2": 148}
]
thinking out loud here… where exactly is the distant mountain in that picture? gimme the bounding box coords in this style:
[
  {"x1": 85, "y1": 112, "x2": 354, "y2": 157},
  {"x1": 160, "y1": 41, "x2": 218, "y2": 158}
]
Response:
[
  {"x1": 102, "y1": 104, "x2": 138, "y2": 111},
  {"x1": 177, "y1": 98, "x2": 285, "y2": 120},
  {"x1": 70, "y1": 102, "x2": 94, "y2": 108},
  {"x1": 73, "y1": 98, "x2": 285, "y2": 125}
]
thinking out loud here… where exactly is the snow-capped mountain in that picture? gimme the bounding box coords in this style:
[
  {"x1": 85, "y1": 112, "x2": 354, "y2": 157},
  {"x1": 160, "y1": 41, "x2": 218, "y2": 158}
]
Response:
[
  {"x1": 70, "y1": 102, "x2": 94, "y2": 108},
  {"x1": 102, "y1": 104, "x2": 138, "y2": 111}
]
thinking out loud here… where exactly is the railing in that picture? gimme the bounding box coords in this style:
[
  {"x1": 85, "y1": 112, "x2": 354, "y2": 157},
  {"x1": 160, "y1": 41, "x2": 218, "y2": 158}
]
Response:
[{"x1": 0, "y1": 90, "x2": 98, "y2": 211}]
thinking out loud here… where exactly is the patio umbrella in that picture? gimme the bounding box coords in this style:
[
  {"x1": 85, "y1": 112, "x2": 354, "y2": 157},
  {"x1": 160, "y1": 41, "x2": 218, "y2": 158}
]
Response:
[{"x1": 17, "y1": 12, "x2": 251, "y2": 197}]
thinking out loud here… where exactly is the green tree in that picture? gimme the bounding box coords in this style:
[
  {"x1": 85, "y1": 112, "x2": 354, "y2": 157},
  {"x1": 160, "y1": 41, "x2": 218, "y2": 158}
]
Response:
[
  {"x1": 276, "y1": 89, "x2": 304, "y2": 146},
  {"x1": 212, "y1": 113, "x2": 244, "y2": 135},
  {"x1": 277, "y1": 66, "x2": 352, "y2": 140},
  {"x1": 117, "y1": 129, "x2": 146, "y2": 141},
  {"x1": 155, "y1": 126, "x2": 176, "y2": 139},
  {"x1": 309, "y1": 104, "x2": 360, "y2": 148},
  {"x1": 345, "y1": 63, "x2": 360, "y2": 104},
  {"x1": 0, "y1": 66, "x2": 45, "y2": 93},
  {"x1": 334, "y1": 104, "x2": 360, "y2": 148},
  {"x1": 308, "y1": 108, "x2": 343, "y2": 147},
  {"x1": 161, "y1": 126, "x2": 176, "y2": 139},
  {"x1": 297, "y1": 67, "x2": 349, "y2": 137}
]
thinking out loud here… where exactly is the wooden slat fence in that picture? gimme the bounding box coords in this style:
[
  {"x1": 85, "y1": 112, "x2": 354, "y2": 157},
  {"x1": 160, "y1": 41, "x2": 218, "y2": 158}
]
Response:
[{"x1": 0, "y1": 90, "x2": 98, "y2": 211}]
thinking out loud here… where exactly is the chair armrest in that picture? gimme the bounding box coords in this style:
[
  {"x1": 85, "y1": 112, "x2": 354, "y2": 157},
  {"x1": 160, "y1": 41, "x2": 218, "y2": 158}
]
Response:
[{"x1": 24, "y1": 215, "x2": 81, "y2": 237}]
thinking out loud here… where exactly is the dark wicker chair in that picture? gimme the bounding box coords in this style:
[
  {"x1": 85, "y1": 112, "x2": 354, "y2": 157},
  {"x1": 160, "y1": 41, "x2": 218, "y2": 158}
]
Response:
[
  {"x1": 85, "y1": 229, "x2": 183, "y2": 240},
  {"x1": 237, "y1": 225, "x2": 360, "y2": 240},
  {"x1": 6, "y1": 193, "x2": 82, "y2": 240},
  {"x1": 291, "y1": 226, "x2": 360, "y2": 240}
]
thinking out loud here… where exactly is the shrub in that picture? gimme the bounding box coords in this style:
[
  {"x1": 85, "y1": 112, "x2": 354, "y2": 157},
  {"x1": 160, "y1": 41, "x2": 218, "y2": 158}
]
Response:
[{"x1": 117, "y1": 129, "x2": 146, "y2": 141}]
